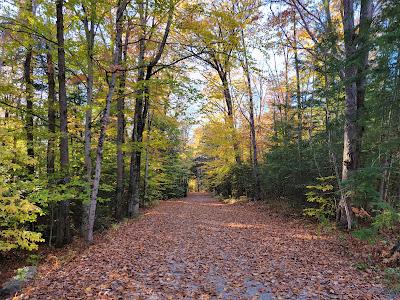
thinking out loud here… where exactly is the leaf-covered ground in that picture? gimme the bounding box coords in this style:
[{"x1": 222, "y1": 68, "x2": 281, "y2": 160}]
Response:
[{"x1": 19, "y1": 193, "x2": 390, "y2": 299}]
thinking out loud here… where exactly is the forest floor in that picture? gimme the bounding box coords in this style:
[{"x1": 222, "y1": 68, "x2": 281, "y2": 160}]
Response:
[{"x1": 16, "y1": 193, "x2": 392, "y2": 299}]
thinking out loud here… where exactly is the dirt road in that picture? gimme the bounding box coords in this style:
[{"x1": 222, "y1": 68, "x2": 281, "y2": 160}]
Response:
[{"x1": 20, "y1": 193, "x2": 388, "y2": 299}]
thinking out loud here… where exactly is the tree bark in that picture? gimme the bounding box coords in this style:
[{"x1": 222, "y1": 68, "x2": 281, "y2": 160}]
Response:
[
  {"x1": 46, "y1": 46, "x2": 57, "y2": 247},
  {"x1": 24, "y1": 0, "x2": 34, "y2": 175},
  {"x1": 46, "y1": 48, "x2": 56, "y2": 176},
  {"x1": 81, "y1": 3, "x2": 95, "y2": 237},
  {"x1": 293, "y1": 12, "x2": 302, "y2": 146},
  {"x1": 128, "y1": 0, "x2": 174, "y2": 217},
  {"x1": 354, "y1": 0, "x2": 374, "y2": 164},
  {"x1": 86, "y1": 0, "x2": 128, "y2": 243},
  {"x1": 219, "y1": 71, "x2": 241, "y2": 165},
  {"x1": 56, "y1": 0, "x2": 71, "y2": 247},
  {"x1": 240, "y1": 29, "x2": 261, "y2": 200},
  {"x1": 337, "y1": 0, "x2": 373, "y2": 229},
  {"x1": 284, "y1": 50, "x2": 290, "y2": 145},
  {"x1": 128, "y1": 82, "x2": 148, "y2": 217},
  {"x1": 115, "y1": 23, "x2": 130, "y2": 220},
  {"x1": 142, "y1": 110, "x2": 152, "y2": 204},
  {"x1": 128, "y1": 0, "x2": 146, "y2": 217}
]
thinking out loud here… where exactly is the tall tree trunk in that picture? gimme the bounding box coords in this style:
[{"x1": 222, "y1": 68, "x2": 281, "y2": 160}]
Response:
[
  {"x1": 272, "y1": 96, "x2": 278, "y2": 142},
  {"x1": 46, "y1": 46, "x2": 56, "y2": 247},
  {"x1": 128, "y1": 0, "x2": 173, "y2": 217},
  {"x1": 379, "y1": 48, "x2": 400, "y2": 202},
  {"x1": 241, "y1": 29, "x2": 261, "y2": 200},
  {"x1": 86, "y1": 0, "x2": 128, "y2": 243},
  {"x1": 46, "y1": 49, "x2": 56, "y2": 176},
  {"x1": 24, "y1": 0, "x2": 34, "y2": 175},
  {"x1": 285, "y1": 50, "x2": 290, "y2": 145},
  {"x1": 337, "y1": 0, "x2": 373, "y2": 229},
  {"x1": 115, "y1": 24, "x2": 130, "y2": 220},
  {"x1": 220, "y1": 71, "x2": 241, "y2": 165},
  {"x1": 81, "y1": 4, "x2": 95, "y2": 237},
  {"x1": 337, "y1": 0, "x2": 358, "y2": 229},
  {"x1": 56, "y1": 0, "x2": 71, "y2": 247},
  {"x1": 293, "y1": 12, "x2": 302, "y2": 147},
  {"x1": 379, "y1": 155, "x2": 392, "y2": 202},
  {"x1": 354, "y1": 0, "x2": 374, "y2": 164},
  {"x1": 322, "y1": 0, "x2": 341, "y2": 190},
  {"x1": 324, "y1": 70, "x2": 343, "y2": 195},
  {"x1": 142, "y1": 110, "x2": 152, "y2": 204},
  {"x1": 128, "y1": 0, "x2": 146, "y2": 217},
  {"x1": 128, "y1": 84, "x2": 148, "y2": 217}
]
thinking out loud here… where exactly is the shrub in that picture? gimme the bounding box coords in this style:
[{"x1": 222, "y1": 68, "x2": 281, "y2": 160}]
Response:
[
  {"x1": 0, "y1": 182, "x2": 44, "y2": 251},
  {"x1": 303, "y1": 176, "x2": 337, "y2": 221}
]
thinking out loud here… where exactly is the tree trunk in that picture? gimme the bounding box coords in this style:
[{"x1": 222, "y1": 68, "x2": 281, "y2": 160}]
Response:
[
  {"x1": 220, "y1": 71, "x2": 241, "y2": 165},
  {"x1": 272, "y1": 96, "x2": 278, "y2": 142},
  {"x1": 24, "y1": 0, "x2": 34, "y2": 175},
  {"x1": 46, "y1": 48, "x2": 56, "y2": 176},
  {"x1": 86, "y1": 0, "x2": 128, "y2": 243},
  {"x1": 241, "y1": 29, "x2": 261, "y2": 200},
  {"x1": 379, "y1": 155, "x2": 392, "y2": 202},
  {"x1": 142, "y1": 110, "x2": 152, "y2": 204},
  {"x1": 56, "y1": 0, "x2": 71, "y2": 247},
  {"x1": 128, "y1": 0, "x2": 145, "y2": 217},
  {"x1": 293, "y1": 12, "x2": 302, "y2": 147},
  {"x1": 46, "y1": 46, "x2": 57, "y2": 247},
  {"x1": 128, "y1": 0, "x2": 173, "y2": 217},
  {"x1": 283, "y1": 49, "x2": 290, "y2": 145},
  {"x1": 337, "y1": 0, "x2": 373, "y2": 229},
  {"x1": 81, "y1": 5, "x2": 95, "y2": 237},
  {"x1": 354, "y1": 0, "x2": 374, "y2": 164},
  {"x1": 128, "y1": 85, "x2": 148, "y2": 217},
  {"x1": 379, "y1": 48, "x2": 399, "y2": 203},
  {"x1": 115, "y1": 24, "x2": 130, "y2": 220},
  {"x1": 324, "y1": 70, "x2": 342, "y2": 196}
]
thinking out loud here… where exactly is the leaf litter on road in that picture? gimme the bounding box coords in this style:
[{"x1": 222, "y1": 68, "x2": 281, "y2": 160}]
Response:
[{"x1": 18, "y1": 193, "x2": 389, "y2": 299}]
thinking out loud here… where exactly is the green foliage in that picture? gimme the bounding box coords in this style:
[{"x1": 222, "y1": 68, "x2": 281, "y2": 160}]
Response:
[
  {"x1": 372, "y1": 209, "x2": 400, "y2": 231},
  {"x1": 26, "y1": 254, "x2": 41, "y2": 266},
  {"x1": 260, "y1": 138, "x2": 337, "y2": 200},
  {"x1": 142, "y1": 113, "x2": 190, "y2": 204},
  {"x1": 342, "y1": 167, "x2": 381, "y2": 208},
  {"x1": 352, "y1": 227, "x2": 378, "y2": 243},
  {"x1": 15, "y1": 267, "x2": 31, "y2": 281},
  {"x1": 0, "y1": 173, "x2": 44, "y2": 252},
  {"x1": 303, "y1": 176, "x2": 336, "y2": 221},
  {"x1": 351, "y1": 206, "x2": 400, "y2": 243},
  {"x1": 315, "y1": 216, "x2": 335, "y2": 235}
]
